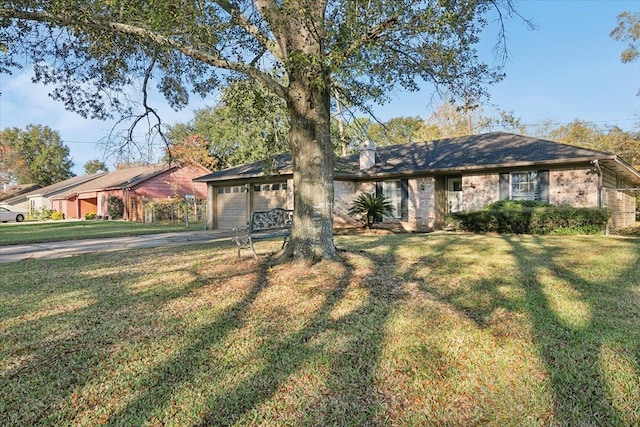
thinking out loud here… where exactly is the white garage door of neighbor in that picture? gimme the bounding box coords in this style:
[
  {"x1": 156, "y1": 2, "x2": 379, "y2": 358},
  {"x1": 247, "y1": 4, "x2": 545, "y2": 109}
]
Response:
[{"x1": 216, "y1": 186, "x2": 248, "y2": 229}]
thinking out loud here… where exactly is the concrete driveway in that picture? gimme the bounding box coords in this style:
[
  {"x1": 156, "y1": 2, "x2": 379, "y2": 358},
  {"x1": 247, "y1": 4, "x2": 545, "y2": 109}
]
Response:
[{"x1": 0, "y1": 230, "x2": 234, "y2": 264}]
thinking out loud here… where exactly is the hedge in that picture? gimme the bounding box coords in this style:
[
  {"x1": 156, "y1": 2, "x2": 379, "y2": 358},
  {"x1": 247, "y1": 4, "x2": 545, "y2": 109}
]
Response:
[{"x1": 447, "y1": 201, "x2": 611, "y2": 235}]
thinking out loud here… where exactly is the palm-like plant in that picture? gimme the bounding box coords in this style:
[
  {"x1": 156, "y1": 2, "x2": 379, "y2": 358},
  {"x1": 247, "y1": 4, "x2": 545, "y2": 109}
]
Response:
[{"x1": 348, "y1": 193, "x2": 395, "y2": 229}]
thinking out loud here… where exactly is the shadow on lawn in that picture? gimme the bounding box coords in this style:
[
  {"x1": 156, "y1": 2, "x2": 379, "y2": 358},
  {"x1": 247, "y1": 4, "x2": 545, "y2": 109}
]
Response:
[
  {"x1": 99, "y1": 242, "x2": 410, "y2": 425},
  {"x1": 3, "y1": 235, "x2": 638, "y2": 426},
  {"x1": 1, "y1": 246, "x2": 235, "y2": 425},
  {"x1": 405, "y1": 234, "x2": 640, "y2": 426},
  {"x1": 503, "y1": 236, "x2": 640, "y2": 426}
]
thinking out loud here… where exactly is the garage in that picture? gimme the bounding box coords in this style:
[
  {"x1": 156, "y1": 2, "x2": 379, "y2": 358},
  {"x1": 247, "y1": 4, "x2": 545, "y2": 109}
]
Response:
[
  {"x1": 215, "y1": 182, "x2": 290, "y2": 229},
  {"x1": 215, "y1": 186, "x2": 248, "y2": 229},
  {"x1": 253, "y1": 182, "x2": 289, "y2": 211}
]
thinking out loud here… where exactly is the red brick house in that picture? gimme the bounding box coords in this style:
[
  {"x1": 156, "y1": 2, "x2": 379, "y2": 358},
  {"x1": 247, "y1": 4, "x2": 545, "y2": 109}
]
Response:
[{"x1": 52, "y1": 163, "x2": 210, "y2": 221}]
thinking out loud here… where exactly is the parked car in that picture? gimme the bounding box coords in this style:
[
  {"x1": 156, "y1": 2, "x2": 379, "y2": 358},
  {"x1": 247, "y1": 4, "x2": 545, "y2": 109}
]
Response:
[{"x1": 0, "y1": 207, "x2": 26, "y2": 223}]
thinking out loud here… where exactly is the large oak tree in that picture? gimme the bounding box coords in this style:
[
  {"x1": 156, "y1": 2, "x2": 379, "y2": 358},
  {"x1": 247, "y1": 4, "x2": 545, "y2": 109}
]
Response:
[
  {"x1": 0, "y1": 125, "x2": 75, "y2": 186},
  {"x1": 0, "y1": 0, "x2": 521, "y2": 260}
]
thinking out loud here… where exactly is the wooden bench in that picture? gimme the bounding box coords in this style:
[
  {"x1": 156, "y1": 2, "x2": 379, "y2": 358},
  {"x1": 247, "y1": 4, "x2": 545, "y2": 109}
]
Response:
[{"x1": 232, "y1": 208, "x2": 293, "y2": 258}]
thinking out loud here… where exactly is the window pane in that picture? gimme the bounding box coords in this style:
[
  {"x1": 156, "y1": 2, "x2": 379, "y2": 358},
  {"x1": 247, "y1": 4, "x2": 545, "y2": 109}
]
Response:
[
  {"x1": 511, "y1": 171, "x2": 539, "y2": 201},
  {"x1": 382, "y1": 181, "x2": 401, "y2": 219}
]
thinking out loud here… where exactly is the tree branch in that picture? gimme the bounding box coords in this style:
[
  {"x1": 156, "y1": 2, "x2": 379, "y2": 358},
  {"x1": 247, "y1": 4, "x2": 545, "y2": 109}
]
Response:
[
  {"x1": 0, "y1": 7, "x2": 288, "y2": 99},
  {"x1": 340, "y1": 16, "x2": 399, "y2": 61},
  {"x1": 213, "y1": 0, "x2": 284, "y2": 62}
]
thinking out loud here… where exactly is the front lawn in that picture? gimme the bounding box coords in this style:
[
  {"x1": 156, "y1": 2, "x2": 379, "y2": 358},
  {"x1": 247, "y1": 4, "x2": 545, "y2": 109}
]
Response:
[
  {"x1": 1, "y1": 234, "x2": 638, "y2": 426},
  {"x1": 0, "y1": 220, "x2": 206, "y2": 246}
]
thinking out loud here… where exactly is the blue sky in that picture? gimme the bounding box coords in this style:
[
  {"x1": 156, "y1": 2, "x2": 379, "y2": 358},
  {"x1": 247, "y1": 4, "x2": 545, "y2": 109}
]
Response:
[{"x1": 1, "y1": 0, "x2": 639, "y2": 175}]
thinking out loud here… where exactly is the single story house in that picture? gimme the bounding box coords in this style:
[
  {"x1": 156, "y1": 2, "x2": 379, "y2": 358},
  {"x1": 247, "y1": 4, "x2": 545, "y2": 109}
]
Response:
[
  {"x1": 194, "y1": 132, "x2": 640, "y2": 231},
  {"x1": 50, "y1": 163, "x2": 210, "y2": 221},
  {"x1": 0, "y1": 173, "x2": 106, "y2": 213}
]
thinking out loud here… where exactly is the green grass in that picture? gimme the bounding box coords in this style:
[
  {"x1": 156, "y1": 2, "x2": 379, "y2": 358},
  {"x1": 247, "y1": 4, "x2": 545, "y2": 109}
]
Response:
[
  {"x1": 0, "y1": 220, "x2": 207, "y2": 245},
  {"x1": 1, "y1": 233, "x2": 639, "y2": 426}
]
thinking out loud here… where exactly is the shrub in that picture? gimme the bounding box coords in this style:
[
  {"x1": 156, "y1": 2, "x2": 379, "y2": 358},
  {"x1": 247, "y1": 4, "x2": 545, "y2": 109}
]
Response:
[
  {"x1": 348, "y1": 193, "x2": 394, "y2": 229},
  {"x1": 51, "y1": 211, "x2": 65, "y2": 220},
  {"x1": 27, "y1": 207, "x2": 53, "y2": 221},
  {"x1": 448, "y1": 201, "x2": 611, "y2": 235},
  {"x1": 85, "y1": 212, "x2": 97, "y2": 220},
  {"x1": 107, "y1": 195, "x2": 124, "y2": 219}
]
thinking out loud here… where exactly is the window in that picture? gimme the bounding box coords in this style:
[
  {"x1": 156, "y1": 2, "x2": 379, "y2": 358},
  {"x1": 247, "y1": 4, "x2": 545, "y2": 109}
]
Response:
[
  {"x1": 382, "y1": 181, "x2": 402, "y2": 219},
  {"x1": 376, "y1": 180, "x2": 408, "y2": 221},
  {"x1": 511, "y1": 171, "x2": 539, "y2": 201},
  {"x1": 616, "y1": 176, "x2": 625, "y2": 200}
]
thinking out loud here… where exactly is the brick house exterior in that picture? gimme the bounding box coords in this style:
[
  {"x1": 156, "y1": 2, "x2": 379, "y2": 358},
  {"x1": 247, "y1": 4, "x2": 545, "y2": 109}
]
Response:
[
  {"x1": 51, "y1": 163, "x2": 210, "y2": 221},
  {"x1": 195, "y1": 133, "x2": 640, "y2": 231}
]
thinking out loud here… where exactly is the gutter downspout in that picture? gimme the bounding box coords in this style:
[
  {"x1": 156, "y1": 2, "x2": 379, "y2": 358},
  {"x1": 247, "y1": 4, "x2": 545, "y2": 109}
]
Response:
[
  {"x1": 591, "y1": 160, "x2": 608, "y2": 235},
  {"x1": 591, "y1": 160, "x2": 603, "y2": 208}
]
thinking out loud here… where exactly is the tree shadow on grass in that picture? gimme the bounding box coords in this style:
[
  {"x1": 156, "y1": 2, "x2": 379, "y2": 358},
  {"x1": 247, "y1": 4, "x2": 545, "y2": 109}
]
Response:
[
  {"x1": 503, "y1": 235, "x2": 640, "y2": 426},
  {"x1": 402, "y1": 234, "x2": 639, "y2": 426},
  {"x1": 9, "y1": 238, "x2": 406, "y2": 426},
  {"x1": 0, "y1": 243, "x2": 253, "y2": 425},
  {"x1": 103, "y1": 244, "x2": 409, "y2": 426}
]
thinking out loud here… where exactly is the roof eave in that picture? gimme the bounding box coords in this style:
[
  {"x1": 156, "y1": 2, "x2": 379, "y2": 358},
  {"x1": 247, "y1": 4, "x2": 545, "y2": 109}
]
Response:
[
  {"x1": 194, "y1": 170, "x2": 294, "y2": 184},
  {"x1": 345, "y1": 156, "x2": 614, "y2": 180}
]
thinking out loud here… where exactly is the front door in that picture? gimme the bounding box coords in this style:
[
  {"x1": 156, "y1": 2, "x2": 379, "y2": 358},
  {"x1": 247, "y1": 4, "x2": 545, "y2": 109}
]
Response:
[{"x1": 447, "y1": 177, "x2": 463, "y2": 213}]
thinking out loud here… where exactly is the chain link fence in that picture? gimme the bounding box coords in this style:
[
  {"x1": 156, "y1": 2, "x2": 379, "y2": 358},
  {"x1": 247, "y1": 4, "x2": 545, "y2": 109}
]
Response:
[{"x1": 143, "y1": 199, "x2": 207, "y2": 228}]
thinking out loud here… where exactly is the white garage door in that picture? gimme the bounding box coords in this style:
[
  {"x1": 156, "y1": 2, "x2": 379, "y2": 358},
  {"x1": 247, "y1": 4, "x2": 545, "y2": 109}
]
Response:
[
  {"x1": 216, "y1": 186, "x2": 248, "y2": 229},
  {"x1": 253, "y1": 182, "x2": 289, "y2": 211}
]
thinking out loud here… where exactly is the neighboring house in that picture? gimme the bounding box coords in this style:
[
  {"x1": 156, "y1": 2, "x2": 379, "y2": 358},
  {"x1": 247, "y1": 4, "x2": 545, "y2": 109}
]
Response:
[
  {"x1": 194, "y1": 132, "x2": 640, "y2": 231},
  {"x1": 1, "y1": 174, "x2": 105, "y2": 213},
  {"x1": 0, "y1": 183, "x2": 42, "y2": 208},
  {"x1": 50, "y1": 163, "x2": 210, "y2": 221}
]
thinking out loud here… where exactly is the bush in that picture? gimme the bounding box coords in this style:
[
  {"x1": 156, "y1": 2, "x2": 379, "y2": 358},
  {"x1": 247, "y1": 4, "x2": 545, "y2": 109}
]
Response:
[
  {"x1": 27, "y1": 207, "x2": 53, "y2": 221},
  {"x1": 107, "y1": 195, "x2": 124, "y2": 219},
  {"x1": 51, "y1": 211, "x2": 65, "y2": 220},
  {"x1": 448, "y1": 201, "x2": 611, "y2": 235},
  {"x1": 85, "y1": 212, "x2": 97, "y2": 220}
]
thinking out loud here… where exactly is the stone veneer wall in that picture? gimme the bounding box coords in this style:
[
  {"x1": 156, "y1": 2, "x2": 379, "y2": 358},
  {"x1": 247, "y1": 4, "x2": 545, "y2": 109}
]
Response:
[
  {"x1": 334, "y1": 178, "x2": 439, "y2": 232},
  {"x1": 549, "y1": 168, "x2": 598, "y2": 207},
  {"x1": 407, "y1": 177, "x2": 437, "y2": 231},
  {"x1": 332, "y1": 166, "x2": 614, "y2": 232},
  {"x1": 462, "y1": 174, "x2": 500, "y2": 211},
  {"x1": 458, "y1": 169, "x2": 600, "y2": 210},
  {"x1": 286, "y1": 179, "x2": 294, "y2": 210},
  {"x1": 334, "y1": 180, "x2": 359, "y2": 227}
]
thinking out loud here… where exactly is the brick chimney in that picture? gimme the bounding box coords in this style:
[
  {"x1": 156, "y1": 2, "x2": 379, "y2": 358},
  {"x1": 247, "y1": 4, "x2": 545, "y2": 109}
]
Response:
[{"x1": 359, "y1": 140, "x2": 376, "y2": 170}]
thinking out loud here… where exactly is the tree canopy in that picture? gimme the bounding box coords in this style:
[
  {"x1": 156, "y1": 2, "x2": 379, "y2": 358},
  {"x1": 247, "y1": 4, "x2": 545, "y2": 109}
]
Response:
[
  {"x1": 611, "y1": 12, "x2": 640, "y2": 64},
  {"x1": 611, "y1": 11, "x2": 640, "y2": 94},
  {"x1": 84, "y1": 159, "x2": 109, "y2": 174},
  {"x1": 0, "y1": 0, "x2": 524, "y2": 260},
  {"x1": 0, "y1": 125, "x2": 75, "y2": 187},
  {"x1": 166, "y1": 79, "x2": 289, "y2": 169},
  {"x1": 550, "y1": 119, "x2": 640, "y2": 169}
]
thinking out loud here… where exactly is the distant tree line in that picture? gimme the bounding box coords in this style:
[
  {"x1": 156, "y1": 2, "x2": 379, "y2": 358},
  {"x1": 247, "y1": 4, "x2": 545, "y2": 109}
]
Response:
[{"x1": 0, "y1": 125, "x2": 111, "y2": 189}]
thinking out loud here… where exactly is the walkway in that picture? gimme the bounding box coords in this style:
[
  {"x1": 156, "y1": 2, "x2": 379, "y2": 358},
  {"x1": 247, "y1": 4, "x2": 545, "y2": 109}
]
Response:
[{"x1": 0, "y1": 230, "x2": 234, "y2": 264}]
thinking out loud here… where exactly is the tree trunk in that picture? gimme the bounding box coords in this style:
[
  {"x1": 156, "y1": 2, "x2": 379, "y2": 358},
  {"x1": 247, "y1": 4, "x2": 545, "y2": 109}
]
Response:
[{"x1": 286, "y1": 74, "x2": 337, "y2": 261}]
